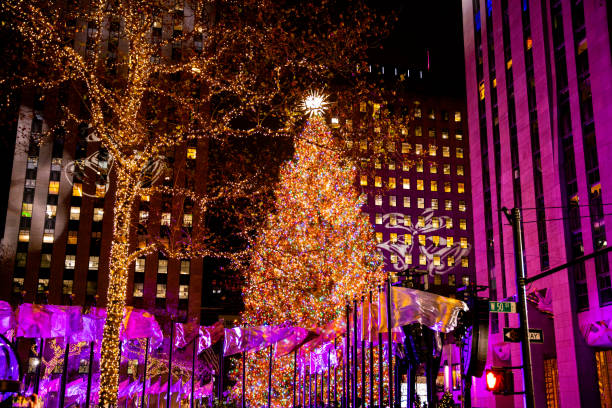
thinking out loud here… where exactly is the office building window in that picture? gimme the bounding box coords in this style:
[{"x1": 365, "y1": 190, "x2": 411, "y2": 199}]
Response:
[
  {"x1": 458, "y1": 183, "x2": 465, "y2": 193},
  {"x1": 16, "y1": 252, "x2": 27, "y2": 268},
  {"x1": 445, "y1": 200, "x2": 452, "y2": 211},
  {"x1": 135, "y1": 258, "x2": 146, "y2": 273},
  {"x1": 95, "y1": 184, "x2": 105, "y2": 197},
  {"x1": 67, "y1": 230, "x2": 78, "y2": 245},
  {"x1": 375, "y1": 213, "x2": 382, "y2": 225},
  {"x1": 43, "y1": 230, "x2": 54, "y2": 243},
  {"x1": 390, "y1": 214, "x2": 397, "y2": 226},
  {"x1": 433, "y1": 255, "x2": 441, "y2": 266},
  {"x1": 432, "y1": 217, "x2": 440, "y2": 228},
  {"x1": 428, "y1": 128, "x2": 436, "y2": 138},
  {"x1": 161, "y1": 212, "x2": 171, "y2": 226},
  {"x1": 448, "y1": 255, "x2": 455, "y2": 267},
  {"x1": 417, "y1": 216, "x2": 425, "y2": 227},
  {"x1": 447, "y1": 237, "x2": 454, "y2": 247},
  {"x1": 456, "y1": 148, "x2": 464, "y2": 158},
  {"x1": 443, "y1": 146, "x2": 450, "y2": 157},
  {"x1": 460, "y1": 219, "x2": 467, "y2": 230},
  {"x1": 63, "y1": 280, "x2": 73, "y2": 295},
  {"x1": 70, "y1": 207, "x2": 80, "y2": 220},
  {"x1": 18, "y1": 230, "x2": 29, "y2": 242},
  {"x1": 431, "y1": 181, "x2": 438, "y2": 192},
  {"x1": 389, "y1": 196, "x2": 396, "y2": 207},
  {"x1": 461, "y1": 257, "x2": 469, "y2": 267},
  {"x1": 139, "y1": 211, "x2": 149, "y2": 223},
  {"x1": 48, "y1": 181, "x2": 60, "y2": 195},
  {"x1": 179, "y1": 285, "x2": 189, "y2": 299},
  {"x1": 375, "y1": 195, "x2": 382, "y2": 206},
  {"x1": 88, "y1": 256, "x2": 99, "y2": 270},
  {"x1": 429, "y1": 145, "x2": 437, "y2": 157},
  {"x1": 432, "y1": 198, "x2": 439, "y2": 210},
  {"x1": 460, "y1": 237, "x2": 468, "y2": 248},
  {"x1": 402, "y1": 143, "x2": 411, "y2": 153},
  {"x1": 404, "y1": 215, "x2": 411, "y2": 226},
  {"x1": 403, "y1": 161, "x2": 411, "y2": 171},
  {"x1": 25, "y1": 179, "x2": 36, "y2": 189},
  {"x1": 133, "y1": 283, "x2": 144, "y2": 297},
  {"x1": 375, "y1": 232, "x2": 383, "y2": 243},
  {"x1": 388, "y1": 177, "x2": 396, "y2": 189},
  {"x1": 27, "y1": 157, "x2": 38, "y2": 169},
  {"x1": 417, "y1": 180, "x2": 424, "y2": 190},
  {"x1": 390, "y1": 254, "x2": 398, "y2": 264},
  {"x1": 457, "y1": 165, "x2": 464, "y2": 176},
  {"x1": 390, "y1": 233, "x2": 398, "y2": 244},
  {"x1": 419, "y1": 254, "x2": 426, "y2": 265},
  {"x1": 183, "y1": 213, "x2": 193, "y2": 227},
  {"x1": 444, "y1": 164, "x2": 451, "y2": 175},
  {"x1": 462, "y1": 276, "x2": 470, "y2": 286},
  {"x1": 375, "y1": 176, "x2": 382, "y2": 187},
  {"x1": 158, "y1": 259, "x2": 168, "y2": 274},
  {"x1": 404, "y1": 197, "x2": 410, "y2": 208},
  {"x1": 72, "y1": 183, "x2": 83, "y2": 197},
  {"x1": 93, "y1": 208, "x2": 104, "y2": 221},
  {"x1": 416, "y1": 162, "x2": 423, "y2": 172},
  {"x1": 456, "y1": 132, "x2": 463, "y2": 141},
  {"x1": 21, "y1": 203, "x2": 33, "y2": 218},
  {"x1": 360, "y1": 175, "x2": 368, "y2": 186},
  {"x1": 430, "y1": 163, "x2": 437, "y2": 173},
  {"x1": 404, "y1": 234, "x2": 412, "y2": 245},
  {"x1": 405, "y1": 254, "x2": 412, "y2": 265},
  {"x1": 441, "y1": 130, "x2": 449, "y2": 140},
  {"x1": 444, "y1": 182, "x2": 451, "y2": 192},
  {"x1": 447, "y1": 218, "x2": 453, "y2": 229},
  {"x1": 415, "y1": 144, "x2": 422, "y2": 155},
  {"x1": 459, "y1": 201, "x2": 466, "y2": 212},
  {"x1": 40, "y1": 254, "x2": 52, "y2": 268},
  {"x1": 449, "y1": 274, "x2": 456, "y2": 286},
  {"x1": 454, "y1": 112, "x2": 461, "y2": 122},
  {"x1": 418, "y1": 235, "x2": 426, "y2": 246},
  {"x1": 432, "y1": 235, "x2": 440, "y2": 246},
  {"x1": 156, "y1": 284, "x2": 166, "y2": 298},
  {"x1": 403, "y1": 178, "x2": 410, "y2": 189},
  {"x1": 180, "y1": 260, "x2": 190, "y2": 274},
  {"x1": 187, "y1": 148, "x2": 197, "y2": 159},
  {"x1": 418, "y1": 197, "x2": 425, "y2": 209},
  {"x1": 415, "y1": 107, "x2": 422, "y2": 119}
]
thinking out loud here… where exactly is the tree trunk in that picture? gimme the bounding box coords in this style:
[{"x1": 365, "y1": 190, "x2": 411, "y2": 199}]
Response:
[{"x1": 99, "y1": 169, "x2": 136, "y2": 407}]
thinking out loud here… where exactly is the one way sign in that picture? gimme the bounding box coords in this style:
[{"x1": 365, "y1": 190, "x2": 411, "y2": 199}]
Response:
[{"x1": 503, "y1": 328, "x2": 544, "y2": 344}]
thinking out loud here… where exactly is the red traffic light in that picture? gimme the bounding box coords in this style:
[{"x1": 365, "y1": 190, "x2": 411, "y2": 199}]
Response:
[{"x1": 485, "y1": 368, "x2": 513, "y2": 394}]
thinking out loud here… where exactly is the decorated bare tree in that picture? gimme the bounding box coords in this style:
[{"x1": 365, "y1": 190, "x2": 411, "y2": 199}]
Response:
[{"x1": 1, "y1": 0, "x2": 388, "y2": 404}]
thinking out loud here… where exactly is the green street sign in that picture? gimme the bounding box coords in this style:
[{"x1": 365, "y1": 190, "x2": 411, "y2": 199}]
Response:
[{"x1": 489, "y1": 301, "x2": 517, "y2": 313}]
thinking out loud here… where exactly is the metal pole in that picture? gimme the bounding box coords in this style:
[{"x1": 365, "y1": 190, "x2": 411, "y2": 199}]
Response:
[
  {"x1": 369, "y1": 290, "x2": 374, "y2": 408},
  {"x1": 334, "y1": 338, "x2": 338, "y2": 406},
  {"x1": 243, "y1": 351, "x2": 247, "y2": 408},
  {"x1": 361, "y1": 297, "x2": 365, "y2": 408},
  {"x1": 85, "y1": 340, "x2": 95, "y2": 408},
  {"x1": 345, "y1": 302, "x2": 351, "y2": 408},
  {"x1": 33, "y1": 338, "x2": 44, "y2": 395},
  {"x1": 142, "y1": 338, "x2": 150, "y2": 408},
  {"x1": 327, "y1": 348, "x2": 331, "y2": 405},
  {"x1": 217, "y1": 340, "x2": 224, "y2": 399},
  {"x1": 314, "y1": 372, "x2": 318, "y2": 407},
  {"x1": 309, "y1": 370, "x2": 312, "y2": 408},
  {"x1": 58, "y1": 338, "x2": 70, "y2": 408},
  {"x1": 508, "y1": 207, "x2": 536, "y2": 408},
  {"x1": 192, "y1": 332, "x2": 198, "y2": 408},
  {"x1": 267, "y1": 344, "x2": 274, "y2": 408},
  {"x1": 167, "y1": 321, "x2": 175, "y2": 406},
  {"x1": 378, "y1": 286, "x2": 383, "y2": 408},
  {"x1": 353, "y1": 298, "x2": 358, "y2": 408},
  {"x1": 293, "y1": 349, "x2": 297, "y2": 408},
  {"x1": 386, "y1": 277, "x2": 393, "y2": 408}
]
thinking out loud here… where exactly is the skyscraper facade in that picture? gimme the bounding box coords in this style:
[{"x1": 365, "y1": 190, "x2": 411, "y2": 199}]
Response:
[{"x1": 463, "y1": 0, "x2": 612, "y2": 406}]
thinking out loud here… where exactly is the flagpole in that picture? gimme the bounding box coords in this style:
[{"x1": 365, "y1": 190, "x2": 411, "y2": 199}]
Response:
[
  {"x1": 378, "y1": 285, "x2": 383, "y2": 408},
  {"x1": 369, "y1": 290, "x2": 374, "y2": 408},
  {"x1": 360, "y1": 295, "x2": 366, "y2": 408},
  {"x1": 314, "y1": 372, "x2": 318, "y2": 407},
  {"x1": 327, "y1": 347, "x2": 331, "y2": 405},
  {"x1": 386, "y1": 276, "x2": 393, "y2": 408},
  {"x1": 308, "y1": 369, "x2": 312, "y2": 408},
  {"x1": 267, "y1": 344, "x2": 273, "y2": 408},
  {"x1": 242, "y1": 351, "x2": 246, "y2": 408},
  {"x1": 333, "y1": 338, "x2": 337, "y2": 406},
  {"x1": 58, "y1": 337, "x2": 70, "y2": 408},
  {"x1": 345, "y1": 301, "x2": 350, "y2": 408},
  {"x1": 217, "y1": 340, "x2": 224, "y2": 400},
  {"x1": 293, "y1": 349, "x2": 297, "y2": 408},
  {"x1": 33, "y1": 338, "x2": 44, "y2": 395},
  {"x1": 168, "y1": 319, "x2": 175, "y2": 407},
  {"x1": 85, "y1": 339, "x2": 95, "y2": 408},
  {"x1": 192, "y1": 330, "x2": 198, "y2": 408},
  {"x1": 352, "y1": 298, "x2": 357, "y2": 408},
  {"x1": 142, "y1": 338, "x2": 150, "y2": 408}
]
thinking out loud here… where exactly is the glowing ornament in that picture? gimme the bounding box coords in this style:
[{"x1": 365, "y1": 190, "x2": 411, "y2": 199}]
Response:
[{"x1": 301, "y1": 90, "x2": 329, "y2": 117}]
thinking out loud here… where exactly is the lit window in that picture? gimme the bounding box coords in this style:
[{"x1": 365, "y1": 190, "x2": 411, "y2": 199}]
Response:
[
  {"x1": 419, "y1": 235, "x2": 426, "y2": 246},
  {"x1": 479, "y1": 81, "x2": 485, "y2": 100},
  {"x1": 444, "y1": 182, "x2": 451, "y2": 193},
  {"x1": 461, "y1": 257, "x2": 469, "y2": 267},
  {"x1": 417, "y1": 216, "x2": 425, "y2": 227},
  {"x1": 401, "y1": 178, "x2": 410, "y2": 190},
  {"x1": 429, "y1": 145, "x2": 436, "y2": 156},
  {"x1": 416, "y1": 162, "x2": 423, "y2": 172},
  {"x1": 374, "y1": 159, "x2": 381, "y2": 169},
  {"x1": 187, "y1": 148, "x2": 197, "y2": 159},
  {"x1": 403, "y1": 161, "x2": 411, "y2": 171},
  {"x1": 432, "y1": 199, "x2": 438, "y2": 210},
  {"x1": 360, "y1": 175, "x2": 368, "y2": 186},
  {"x1": 161, "y1": 212, "x2": 171, "y2": 226},
  {"x1": 133, "y1": 283, "x2": 144, "y2": 297},
  {"x1": 375, "y1": 195, "x2": 382, "y2": 206},
  {"x1": 27, "y1": 157, "x2": 38, "y2": 169},
  {"x1": 375, "y1": 176, "x2": 382, "y2": 188},
  {"x1": 405, "y1": 254, "x2": 412, "y2": 265},
  {"x1": 88, "y1": 256, "x2": 99, "y2": 270},
  {"x1": 456, "y1": 148, "x2": 464, "y2": 158},
  {"x1": 506, "y1": 59, "x2": 512, "y2": 69},
  {"x1": 402, "y1": 143, "x2": 411, "y2": 153},
  {"x1": 458, "y1": 183, "x2": 465, "y2": 193},
  {"x1": 443, "y1": 164, "x2": 451, "y2": 175},
  {"x1": 414, "y1": 107, "x2": 422, "y2": 118},
  {"x1": 389, "y1": 161, "x2": 395, "y2": 170},
  {"x1": 434, "y1": 274, "x2": 442, "y2": 285},
  {"x1": 388, "y1": 177, "x2": 396, "y2": 189},
  {"x1": 183, "y1": 213, "x2": 193, "y2": 227},
  {"x1": 432, "y1": 217, "x2": 440, "y2": 228},
  {"x1": 135, "y1": 258, "x2": 146, "y2": 273},
  {"x1": 428, "y1": 109, "x2": 436, "y2": 120},
  {"x1": 51, "y1": 158, "x2": 62, "y2": 171},
  {"x1": 16, "y1": 252, "x2": 27, "y2": 268},
  {"x1": 43, "y1": 230, "x2": 54, "y2": 243},
  {"x1": 141, "y1": 194, "x2": 150, "y2": 202},
  {"x1": 21, "y1": 203, "x2": 33, "y2": 218},
  {"x1": 46, "y1": 205, "x2": 56, "y2": 218},
  {"x1": 460, "y1": 219, "x2": 467, "y2": 230},
  {"x1": 457, "y1": 165, "x2": 464, "y2": 176},
  {"x1": 25, "y1": 179, "x2": 36, "y2": 189},
  {"x1": 67, "y1": 231, "x2": 78, "y2": 245},
  {"x1": 70, "y1": 207, "x2": 80, "y2": 220},
  {"x1": 387, "y1": 142, "x2": 396, "y2": 152},
  {"x1": 48, "y1": 181, "x2": 60, "y2": 195},
  {"x1": 447, "y1": 236, "x2": 454, "y2": 247},
  {"x1": 331, "y1": 117, "x2": 339, "y2": 127},
  {"x1": 95, "y1": 183, "x2": 105, "y2": 197},
  {"x1": 375, "y1": 232, "x2": 383, "y2": 243},
  {"x1": 390, "y1": 233, "x2": 398, "y2": 243},
  {"x1": 445, "y1": 200, "x2": 452, "y2": 211},
  {"x1": 441, "y1": 131, "x2": 449, "y2": 140},
  {"x1": 456, "y1": 132, "x2": 463, "y2": 141},
  {"x1": 459, "y1": 201, "x2": 466, "y2": 212},
  {"x1": 179, "y1": 285, "x2": 189, "y2": 299},
  {"x1": 62, "y1": 280, "x2": 73, "y2": 295},
  {"x1": 454, "y1": 111, "x2": 461, "y2": 122},
  {"x1": 460, "y1": 237, "x2": 468, "y2": 248},
  {"x1": 432, "y1": 236, "x2": 440, "y2": 246},
  {"x1": 158, "y1": 259, "x2": 168, "y2": 274},
  {"x1": 38, "y1": 279, "x2": 49, "y2": 292},
  {"x1": 430, "y1": 163, "x2": 437, "y2": 173},
  {"x1": 448, "y1": 255, "x2": 455, "y2": 266},
  {"x1": 139, "y1": 211, "x2": 149, "y2": 223},
  {"x1": 401, "y1": 126, "x2": 408, "y2": 135},
  {"x1": 92, "y1": 231, "x2": 101, "y2": 239},
  {"x1": 360, "y1": 140, "x2": 368, "y2": 151},
  {"x1": 18, "y1": 230, "x2": 29, "y2": 242},
  {"x1": 444, "y1": 218, "x2": 452, "y2": 230},
  {"x1": 403, "y1": 197, "x2": 410, "y2": 208},
  {"x1": 417, "y1": 180, "x2": 424, "y2": 190},
  {"x1": 375, "y1": 213, "x2": 382, "y2": 225},
  {"x1": 418, "y1": 197, "x2": 425, "y2": 209},
  {"x1": 389, "y1": 196, "x2": 396, "y2": 207},
  {"x1": 442, "y1": 146, "x2": 450, "y2": 157},
  {"x1": 65, "y1": 255, "x2": 76, "y2": 269},
  {"x1": 360, "y1": 102, "x2": 367, "y2": 112},
  {"x1": 419, "y1": 254, "x2": 426, "y2": 265},
  {"x1": 72, "y1": 183, "x2": 83, "y2": 197},
  {"x1": 449, "y1": 274, "x2": 456, "y2": 286},
  {"x1": 431, "y1": 181, "x2": 438, "y2": 192},
  {"x1": 390, "y1": 254, "x2": 398, "y2": 264},
  {"x1": 390, "y1": 214, "x2": 397, "y2": 226},
  {"x1": 93, "y1": 208, "x2": 104, "y2": 222},
  {"x1": 415, "y1": 144, "x2": 422, "y2": 155},
  {"x1": 404, "y1": 234, "x2": 412, "y2": 245},
  {"x1": 404, "y1": 215, "x2": 411, "y2": 226},
  {"x1": 156, "y1": 284, "x2": 166, "y2": 298},
  {"x1": 433, "y1": 255, "x2": 441, "y2": 266},
  {"x1": 462, "y1": 276, "x2": 470, "y2": 286}
]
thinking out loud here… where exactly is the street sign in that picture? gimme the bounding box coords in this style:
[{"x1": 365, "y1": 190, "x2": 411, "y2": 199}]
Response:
[
  {"x1": 503, "y1": 328, "x2": 544, "y2": 344},
  {"x1": 489, "y1": 301, "x2": 517, "y2": 313}
]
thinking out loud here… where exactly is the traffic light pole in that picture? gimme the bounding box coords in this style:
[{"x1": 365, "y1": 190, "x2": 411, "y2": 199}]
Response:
[{"x1": 504, "y1": 207, "x2": 535, "y2": 408}]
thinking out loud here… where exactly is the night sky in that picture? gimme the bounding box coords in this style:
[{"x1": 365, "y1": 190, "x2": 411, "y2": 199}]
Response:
[{"x1": 369, "y1": 0, "x2": 466, "y2": 97}]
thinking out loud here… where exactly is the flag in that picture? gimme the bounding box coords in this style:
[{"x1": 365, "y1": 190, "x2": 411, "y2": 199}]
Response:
[
  {"x1": 16, "y1": 304, "x2": 54, "y2": 338},
  {"x1": 275, "y1": 326, "x2": 312, "y2": 357},
  {"x1": 378, "y1": 286, "x2": 468, "y2": 333},
  {"x1": 174, "y1": 320, "x2": 200, "y2": 348},
  {"x1": 66, "y1": 378, "x2": 85, "y2": 397},
  {"x1": 118, "y1": 379, "x2": 130, "y2": 398},
  {"x1": 148, "y1": 379, "x2": 161, "y2": 395},
  {"x1": 197, "y1": 320, "x2": 224, "y2": 354},
  {"x1": 309, "y1": 342, "x2": 338, "y2": 374},
  {"x1": 223, "y1": 325, "x2": 294, "y2": 356},
  {"x1": 0, "y1": 301, "x2": 14, "y2": 334},
  {"x1": 121, "y1": 307, "x2": 163, "y2": 348},
  {"x1": 70, "y1": 314, "x2": 105, "y2": 343},
  {"x1": 46, "y1": 305, "x2": 83, "y2": 339}
]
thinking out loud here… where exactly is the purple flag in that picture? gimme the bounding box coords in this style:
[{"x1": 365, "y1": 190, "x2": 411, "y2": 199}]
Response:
[
  {"x1": 223, "y1": 325, "x2": 294, "y2": 356},
  {"x1": 309, "y1": 342, "x2": 338, "y2": 374},
  {"x1": 275, "y1": 326, "x2": 313, "y2": 357},
  {"x1": 174, "y1": 320, "x2": 200, "y2": 348},
  {"x1": 118, "y1": 379, "x2": 130, "y2": 398},
  {"x1": 0, "y1": 301, "x2": 14, "y2": 334},
  {"x1": 46, "y1": 305, "x2": 83, "y2": 338},
  {"x1": 16, "y1": 304, "x2": 53, "y2": 338},
  {"x1": 198, "y1": 320, "x2": 224, "y2": 353},
  {"x1": 148, "y1": 379, "x2": 161, "y2": 395},
  {"x1": 70, "y1": 314, "x2": 105, "y2": 343},
  {"x1": 121, "y1": 307, "x2": 163, "y2": 348},
  {"x1": 66, "y1": 378, "x2": 85, "y2": 397}
]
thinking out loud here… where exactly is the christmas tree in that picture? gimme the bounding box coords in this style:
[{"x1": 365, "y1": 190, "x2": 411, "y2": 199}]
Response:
[{"x1": 236, "y1": 102, "x2": 385, "y2": 407}]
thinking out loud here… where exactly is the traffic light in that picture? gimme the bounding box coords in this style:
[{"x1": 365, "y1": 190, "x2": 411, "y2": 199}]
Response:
[{"x1": 485, "y1": 368, "x2": 514, "y2": 394}]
